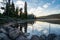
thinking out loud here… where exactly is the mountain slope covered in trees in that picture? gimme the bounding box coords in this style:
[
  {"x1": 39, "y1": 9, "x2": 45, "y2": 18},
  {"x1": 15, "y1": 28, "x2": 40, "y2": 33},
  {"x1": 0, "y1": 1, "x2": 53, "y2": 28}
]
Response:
[{"x1": 38, "y1": 13, "x2": 60, "y2": 19}]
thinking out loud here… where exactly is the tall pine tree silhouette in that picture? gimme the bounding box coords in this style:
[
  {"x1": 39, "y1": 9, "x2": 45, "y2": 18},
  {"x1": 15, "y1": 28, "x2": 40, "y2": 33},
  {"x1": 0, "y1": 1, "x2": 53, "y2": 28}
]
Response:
[
  {"x1": 20, "y1": 8, "x2": 23, "y2": 19},
  {"x1": 24, "y1": 1, "x2": 27, "y2": 33},
  {"x1": 24, "y1": 1, "x2": 27, "y2": 19},
  {"x1": 15, "y1": 7, "x2": 19, "y2": 18}
]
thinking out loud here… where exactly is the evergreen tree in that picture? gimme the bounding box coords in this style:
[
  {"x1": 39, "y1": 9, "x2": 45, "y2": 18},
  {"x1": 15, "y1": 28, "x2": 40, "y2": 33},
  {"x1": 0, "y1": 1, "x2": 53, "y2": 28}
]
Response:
[
  {"x1": 3, "y1": 0, "x2": 16, "y2": 17},
  {"x1": 24, "y1": 1, "x2": 27, "y2": 19},
  {"x1": 3, "y1": 2, "x2": 8, "y2": 16},
  {"x1": 3, "y1": 0, "x2": 11, "y2": 16},
  {"x1": 10, "y1": 0, "x2": 15, "y2": 17},
  {"x1": 15, "y1": 7, "x2": 19, "y2": 18},
  {"x1": 20, "y1": 8, "x2": 23, "y2": 19},
  {"x1": 11, "y1": 0, "x2": 15, "y2": 14}
]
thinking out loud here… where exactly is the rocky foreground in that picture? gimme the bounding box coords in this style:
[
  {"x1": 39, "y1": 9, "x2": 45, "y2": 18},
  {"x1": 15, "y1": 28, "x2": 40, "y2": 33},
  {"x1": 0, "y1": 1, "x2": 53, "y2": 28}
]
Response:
[
  {"x1": 0, "y1": 25, "x2": 41, "y2": 40},
  {"x1": 0, "y1": 25, "x2": 60, "y2": 40},
  {"x1": 0, "y1": 25, "x2": 28, "y2": 40}
]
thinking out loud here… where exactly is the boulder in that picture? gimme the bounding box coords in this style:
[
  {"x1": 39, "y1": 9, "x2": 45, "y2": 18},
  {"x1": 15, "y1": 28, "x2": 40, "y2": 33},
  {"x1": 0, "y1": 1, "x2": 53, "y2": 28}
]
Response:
[
  {"x1": 47, "y1": 34, "x2": 57, "y2": 40},
  {"x1": 30, "y1": 35, "x2": 40, "y2": 40},
  {"x1": 2, "y1": 26, "x2": 14, "y2": 33},
  {"x1": 0, "y1": 28, "x2": 7, "y2": 34},
  {"x1": 16, "y1": 36, "x2": 29, "y2": 40},
  {"x1": 0, "y1": 33, "x2": 11, "y2": 40},
  {"x1": 9, "y1": 28, "x2": 21, "y2": 39},
  {"x1": 54, "y1": 36, "x2": 60, "y2": 40},
  {"x1": 39, "y1": 34, "x2": 46, "y2": 40}
]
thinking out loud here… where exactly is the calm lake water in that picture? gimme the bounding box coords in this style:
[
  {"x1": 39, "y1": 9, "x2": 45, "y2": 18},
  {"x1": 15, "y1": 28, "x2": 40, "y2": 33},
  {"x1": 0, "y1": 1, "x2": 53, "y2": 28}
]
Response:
[{"x1": 26, "y1": 21, "x2": 60, "y2": 38}]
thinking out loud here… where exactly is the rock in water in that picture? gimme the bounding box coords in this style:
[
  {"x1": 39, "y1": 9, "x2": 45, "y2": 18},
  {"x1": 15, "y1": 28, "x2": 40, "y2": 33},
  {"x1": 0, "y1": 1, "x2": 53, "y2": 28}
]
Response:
[
  {"x1": 54, "y1": 36, "x2": 60, "y2": 40},
  {"x1": 39, "y1": 34, "x2": 46, "y2": 40},
  {"x1": 16, "y1": 36, "x2": 29, "y2": 40},
  {"x1": 30, "y1": 35, "x2": 40, "y2": 40},
  {"x1": 9, "y1": 28, "x2": 20, "y2": 39},
  {"x1": 0, "y1": 33, "x2": 11, "y2": 40}
]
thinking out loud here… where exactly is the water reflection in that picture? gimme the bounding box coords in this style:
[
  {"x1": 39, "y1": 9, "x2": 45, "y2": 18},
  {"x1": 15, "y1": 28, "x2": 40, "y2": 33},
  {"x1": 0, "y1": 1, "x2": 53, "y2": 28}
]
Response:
[{"x1": 27, "y1": 21, "x2": 60, "y2": 37}]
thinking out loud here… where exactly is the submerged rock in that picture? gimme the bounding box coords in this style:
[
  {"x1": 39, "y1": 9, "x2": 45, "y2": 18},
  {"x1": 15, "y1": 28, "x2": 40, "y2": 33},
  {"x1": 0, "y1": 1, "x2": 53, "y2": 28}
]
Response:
[
  {"x1": 39, "y1": 34, "x2": 46, "y2": 40},
  {"x1": 47, "y1": 34, "x2": 57, "y2": 40},
  {"x1": 54, "y1": 36, "x2": 60, "y2": 40},
  {"x1": 16, "y1": 35, "x2": 29, "y2": 40},
  {"x1": 30, "y1": 35, "x2": 40, "y2": 40}
]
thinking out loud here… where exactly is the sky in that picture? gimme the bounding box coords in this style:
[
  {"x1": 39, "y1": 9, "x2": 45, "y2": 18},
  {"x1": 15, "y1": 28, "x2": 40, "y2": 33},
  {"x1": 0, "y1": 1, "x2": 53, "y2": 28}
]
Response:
[{"x1": 0, "y1": 0, "x2": 60, "y2": 17}]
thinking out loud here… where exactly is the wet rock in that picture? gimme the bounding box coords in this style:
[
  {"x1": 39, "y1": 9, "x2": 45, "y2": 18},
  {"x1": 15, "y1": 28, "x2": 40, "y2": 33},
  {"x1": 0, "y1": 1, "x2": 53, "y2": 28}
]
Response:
[
  {"x1": 0, "y1": 28, "x2": 7, "y2": 34},
  {"x1": 30, "y1": 35, "x2": 40, "y2": 40},
  {"x1": 39, "y1": 34, "x2": 46, "y2": 40},
  {"x1": 16, "y1": 35, "x2": 29, "y2": 40},
  {"x1": 2, "y1": 26, "x2": 14, "y2": 33},
  {"x1": 54, "y1": 36, "x2": 60, "y2": 40},
  {"x1": 0, "y1": 33, "x2": 11, "y2": 40},
  {"x1": 47, "y1": 34, "x2": 57, "y2": 40},
  {"x1": 0, "y1": 26, "x2": 30, "y2": 40},
  {"x1": 9, "y1": 28, "x2": 20, "y2": 39}
]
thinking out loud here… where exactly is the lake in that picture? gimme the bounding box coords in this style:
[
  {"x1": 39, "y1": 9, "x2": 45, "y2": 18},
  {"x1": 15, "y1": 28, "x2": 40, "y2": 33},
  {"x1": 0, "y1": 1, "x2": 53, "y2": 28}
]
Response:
[{"x1": 25, "y1": 21, "x2": 60, "y2": 38}]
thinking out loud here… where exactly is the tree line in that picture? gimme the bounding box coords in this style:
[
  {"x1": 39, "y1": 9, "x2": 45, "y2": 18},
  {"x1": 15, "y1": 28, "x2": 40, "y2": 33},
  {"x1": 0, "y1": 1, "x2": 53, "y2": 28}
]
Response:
[{"x1": 0, "y1": 0, "x2": 36, "y2": 19}]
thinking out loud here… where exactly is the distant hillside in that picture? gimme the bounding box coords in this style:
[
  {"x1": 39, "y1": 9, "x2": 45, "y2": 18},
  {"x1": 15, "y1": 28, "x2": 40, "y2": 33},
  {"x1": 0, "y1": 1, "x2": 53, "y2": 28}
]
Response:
[
  {"x1": 37, "y1": 14, "x2": 60, "y2": 19},
  {"x1": 37, "y1": 14, "x2": 60, "y2": 24}
]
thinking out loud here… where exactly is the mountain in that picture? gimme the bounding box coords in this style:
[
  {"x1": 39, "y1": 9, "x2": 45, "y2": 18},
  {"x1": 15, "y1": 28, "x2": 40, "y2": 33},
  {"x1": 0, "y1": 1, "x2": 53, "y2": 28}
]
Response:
[
  {"x1": 37, "y1": 14, "x2": 60, "y2": 24},
  {"x1": 37, "y1": 14, "x2": 60, "y2": 19}
]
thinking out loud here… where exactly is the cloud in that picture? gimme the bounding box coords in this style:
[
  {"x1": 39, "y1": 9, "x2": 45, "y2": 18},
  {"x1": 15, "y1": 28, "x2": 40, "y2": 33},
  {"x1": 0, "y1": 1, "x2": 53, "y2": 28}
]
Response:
[
  {"x1": 43, "y1": 3, "x2": 51, "y2": 8},
  {"x1": 52, "y1": 0, "x2": 56, "y2": 4},
  {"x1": 0, "y1": 1, "x2": 4, "y2": 13},
  {"x1": 54, "y1": 5, "x2": 60, "y2": 9},
  {"x1": 48, "y1": 10, "x2": 60, "y2": 14},
  {"x1": 28, "y1": 7, "x2": 44, "y2": 17},
  {"x1": 0, "y1": 9, "x2": 4, "y2": 13},
  {"x1": 15, "y1": 1, "x2": 24, "y2": 8},
  {"x1": 14, "y1": 0, "x2": 45, "y2": 17},
  {"x1": 14, "y1": 0, "x2": 25, "y2": 12},
  {"x1": 41, "y1": 10, "x2": 60, "y2": 16},
  {"x1": 28, "y1": 6, "x2": 60, "y2": 17},
  {"x1": 43, "y1": 0, "x2": 56, "y2": 8},
  {"x1": 14, "y1": 0, "x2": 59, "y2": 17},
  {"x1": 0, "y1": 3, "x2": 3, "y2": 7},
  {"x1": 0, "y1": 0, "x2": 4, "y2": 8},
  {"x1": 0, "y1": 0, "x2": 3, "y2": 2}
]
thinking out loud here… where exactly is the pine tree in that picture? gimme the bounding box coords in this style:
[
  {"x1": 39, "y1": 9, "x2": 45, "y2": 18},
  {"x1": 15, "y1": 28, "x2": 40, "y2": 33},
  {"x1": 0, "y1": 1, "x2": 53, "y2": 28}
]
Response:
[
  {"x1": 10, "y1": 0, "x2": 15, "y2": 17},
  {"x1": 4, "y1": 2, "x2": 9, "y2": 16},
  {"x1": 3, "y1": 0, "x2": 16, "y2": 17},
  {"x1": 24, "y1": 1, "x2": 27, "y2": 19},
  {"x1": 11, "y1": 0, "x2": 15, "y2": 14},
  {"x1": 15, "y1": 7, "x2": 19, "y2": 18},
  {"x1": 20, "y1": 8, "x2": 23, "y2": 19},
  {"x1": 3, "y1": 0, "x2": 11, "y2": 16}
]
